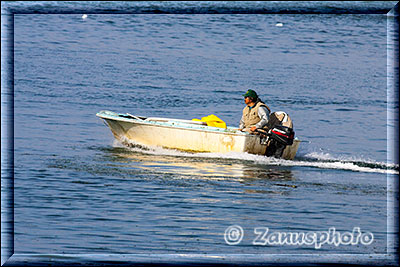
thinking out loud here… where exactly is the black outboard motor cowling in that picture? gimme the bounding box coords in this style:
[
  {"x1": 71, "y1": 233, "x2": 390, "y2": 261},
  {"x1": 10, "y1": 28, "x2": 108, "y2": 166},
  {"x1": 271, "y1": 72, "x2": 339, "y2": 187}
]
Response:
[
  {"x1": 269, "y1": 125, "x2": 295, "y2": 146},
  {"x1": 257, "y1": 125, "x2": 295, "y2": 158}
]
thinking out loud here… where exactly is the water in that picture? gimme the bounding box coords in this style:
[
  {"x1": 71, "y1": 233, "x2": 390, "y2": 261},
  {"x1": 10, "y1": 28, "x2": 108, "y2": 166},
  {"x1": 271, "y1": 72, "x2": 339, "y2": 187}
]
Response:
[{"x1": 5, "y1": 1, "x2": 399, "y2": 260}]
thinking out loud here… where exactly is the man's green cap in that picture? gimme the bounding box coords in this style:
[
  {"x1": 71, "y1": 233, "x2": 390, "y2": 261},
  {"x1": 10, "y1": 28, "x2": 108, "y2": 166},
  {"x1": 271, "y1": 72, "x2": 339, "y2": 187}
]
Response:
[{"x1": 243, "y1": 89, "x2": 258, "y2": 98}]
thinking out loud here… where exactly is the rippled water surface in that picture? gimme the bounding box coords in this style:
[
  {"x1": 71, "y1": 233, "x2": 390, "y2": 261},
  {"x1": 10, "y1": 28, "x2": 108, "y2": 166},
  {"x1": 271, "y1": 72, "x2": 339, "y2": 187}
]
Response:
[{"x1": 9, "y1": 2, "x2": 398, "y2": 256}]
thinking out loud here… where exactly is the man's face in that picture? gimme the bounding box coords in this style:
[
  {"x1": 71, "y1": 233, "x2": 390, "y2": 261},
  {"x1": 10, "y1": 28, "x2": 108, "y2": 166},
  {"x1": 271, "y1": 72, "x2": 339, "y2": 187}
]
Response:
[{"x1": 244, "y1": 97, "x2": 252, "y2": 106}]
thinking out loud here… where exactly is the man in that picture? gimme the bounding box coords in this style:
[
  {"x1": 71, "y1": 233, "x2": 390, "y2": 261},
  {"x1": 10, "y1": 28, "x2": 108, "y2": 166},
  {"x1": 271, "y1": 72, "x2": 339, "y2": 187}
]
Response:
[{"x1": 239, "y1": 89, "x2": 271, "y2": 133}]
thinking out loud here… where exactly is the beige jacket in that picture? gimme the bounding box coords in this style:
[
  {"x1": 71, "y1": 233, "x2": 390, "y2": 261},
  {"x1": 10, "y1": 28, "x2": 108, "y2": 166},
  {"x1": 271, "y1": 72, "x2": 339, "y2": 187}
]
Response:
[{"x1": 239, "y1": 101, "x2": 271, "y2": 130}]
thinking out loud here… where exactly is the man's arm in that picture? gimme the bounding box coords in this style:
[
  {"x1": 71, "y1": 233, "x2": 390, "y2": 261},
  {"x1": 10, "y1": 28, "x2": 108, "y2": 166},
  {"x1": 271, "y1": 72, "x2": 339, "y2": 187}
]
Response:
[
  {"x1": 255, "y1": 106, "x2": 270, "y2": 129},
  {"x1": 239, "y1": 116, "x2": 245, "y2": 130}
]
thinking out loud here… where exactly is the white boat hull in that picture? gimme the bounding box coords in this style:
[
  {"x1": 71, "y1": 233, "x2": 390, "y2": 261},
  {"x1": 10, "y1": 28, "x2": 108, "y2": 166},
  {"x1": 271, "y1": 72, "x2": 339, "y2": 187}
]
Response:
[{"x1": 97, "y1": 111, "x2": 300, "y2": 160}]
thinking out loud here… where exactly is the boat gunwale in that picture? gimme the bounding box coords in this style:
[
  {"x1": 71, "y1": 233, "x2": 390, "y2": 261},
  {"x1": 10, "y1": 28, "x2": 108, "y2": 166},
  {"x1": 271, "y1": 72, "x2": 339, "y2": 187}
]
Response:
[{"x1": 96, "y1": 112, "x2": 252, "y2": 138}]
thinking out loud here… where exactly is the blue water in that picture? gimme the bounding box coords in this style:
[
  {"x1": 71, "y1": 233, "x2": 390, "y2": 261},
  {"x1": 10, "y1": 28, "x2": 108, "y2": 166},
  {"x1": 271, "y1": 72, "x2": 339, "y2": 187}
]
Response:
[{"x1": 4, "y1": 1, "x2": 399, "y2": 261}]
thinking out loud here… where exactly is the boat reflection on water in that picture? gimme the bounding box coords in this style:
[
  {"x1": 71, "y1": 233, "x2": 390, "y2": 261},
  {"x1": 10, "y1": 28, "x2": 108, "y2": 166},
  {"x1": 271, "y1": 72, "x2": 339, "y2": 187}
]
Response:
[{"x1": 103, "y1": 144, "x2": 296, "y2": 191}]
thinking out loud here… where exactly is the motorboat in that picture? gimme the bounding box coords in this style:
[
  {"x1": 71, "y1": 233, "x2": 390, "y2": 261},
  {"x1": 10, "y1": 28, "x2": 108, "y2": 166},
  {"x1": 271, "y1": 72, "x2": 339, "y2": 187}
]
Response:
[{"x1": 96, "y1": 110, "x2": 300, "y2": 160}]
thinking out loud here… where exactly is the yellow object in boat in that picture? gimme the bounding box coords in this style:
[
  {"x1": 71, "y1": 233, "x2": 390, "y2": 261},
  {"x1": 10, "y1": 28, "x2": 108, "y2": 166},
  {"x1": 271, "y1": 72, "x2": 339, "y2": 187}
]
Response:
[{"x1": 192, "y1": 114, "x2": 227, "y2": 129}]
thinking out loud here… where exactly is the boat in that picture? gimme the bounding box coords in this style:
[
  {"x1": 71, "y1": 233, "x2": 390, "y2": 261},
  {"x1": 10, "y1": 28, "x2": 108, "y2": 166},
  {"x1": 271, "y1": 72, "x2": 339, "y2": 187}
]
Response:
[{"x1": 96, "y1": 110, "x2": 300, "y2": 160}]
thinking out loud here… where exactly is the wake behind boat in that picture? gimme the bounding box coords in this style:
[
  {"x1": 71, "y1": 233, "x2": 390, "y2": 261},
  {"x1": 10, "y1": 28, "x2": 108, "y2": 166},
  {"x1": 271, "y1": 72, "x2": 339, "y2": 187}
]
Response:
[{"x1": 96, "y1": 110, "x2": 300, "y2": 160}]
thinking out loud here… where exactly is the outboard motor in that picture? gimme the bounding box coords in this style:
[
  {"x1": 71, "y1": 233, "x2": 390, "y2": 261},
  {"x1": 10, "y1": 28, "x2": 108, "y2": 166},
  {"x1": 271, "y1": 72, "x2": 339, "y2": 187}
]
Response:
[
  {"x1": 258, "y1": 112, "x2": 295, "y2": 158},
  {"x1": 269, "y1": 125, "x2": 295, "y2": 146}
]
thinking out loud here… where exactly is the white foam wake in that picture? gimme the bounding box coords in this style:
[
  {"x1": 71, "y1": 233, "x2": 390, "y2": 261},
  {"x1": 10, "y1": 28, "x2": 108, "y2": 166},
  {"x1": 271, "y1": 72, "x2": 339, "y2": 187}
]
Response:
[
  {"x1": 303, "y1": 151, "x2": 398, "y2": 171},
  {"x1": 112, "y1": 139, "x2": 399, "y2": 175}
]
